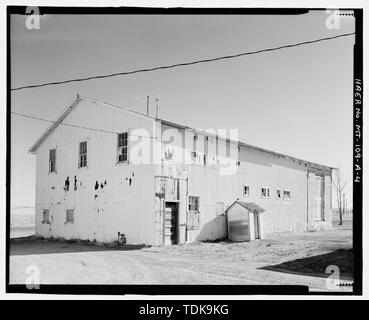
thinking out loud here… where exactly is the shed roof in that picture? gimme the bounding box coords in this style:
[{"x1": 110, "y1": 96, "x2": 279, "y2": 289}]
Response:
[{"x1": 226, "y1": 201, "x2": 266, "y2": 213}]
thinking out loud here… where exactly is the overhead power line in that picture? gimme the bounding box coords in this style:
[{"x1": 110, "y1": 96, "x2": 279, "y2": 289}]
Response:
[
  {"x1": 11, "y1": 32, "x2": 355, "y2": 91},
  {"x1": 10, "y1": 111, "x2": 155, "y2": 139}
]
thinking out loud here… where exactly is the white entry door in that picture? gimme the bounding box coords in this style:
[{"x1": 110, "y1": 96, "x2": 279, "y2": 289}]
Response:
[
  {"x1": 254, "y1": 211, "x2": 260, "y2": 239},
  {"x1": 315, "y1": 175, "x2": 324, "y2": 220}
]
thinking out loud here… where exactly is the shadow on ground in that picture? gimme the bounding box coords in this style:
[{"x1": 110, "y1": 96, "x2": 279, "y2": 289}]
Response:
[
  {"x1": 259, "y1": 249, "x2": 354, "y2": 280},
  {"x1": 10, "y1": 236, "x2": 147, "y2": 256}
]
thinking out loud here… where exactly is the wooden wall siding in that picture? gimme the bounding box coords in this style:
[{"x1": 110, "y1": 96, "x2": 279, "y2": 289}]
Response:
[
  {"x1": 34, "y1": 98, "x2": 333, "y2": 246},
  {"x1": 35, "y1": 99, "x2": 158, "y2": 244}
]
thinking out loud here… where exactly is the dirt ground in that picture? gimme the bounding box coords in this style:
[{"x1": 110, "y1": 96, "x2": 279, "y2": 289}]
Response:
[{"x1": 9, "y1": 220, "x2": 353, "y2": 292}]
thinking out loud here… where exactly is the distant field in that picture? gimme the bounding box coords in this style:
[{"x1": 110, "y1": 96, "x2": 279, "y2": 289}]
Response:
[
  {"x1": 10, "y1": 207, "x2": 35, "y2": 239},
  {"x1": 332, "y1": 210, "x2": 353, "y2": 222},
  {"x1": 9, "y1": 207, "x2": 352, "y2": 239}
]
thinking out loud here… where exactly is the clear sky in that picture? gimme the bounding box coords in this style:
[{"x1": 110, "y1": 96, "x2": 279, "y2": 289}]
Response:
[{"x1": 10, "y1": 11, "x2": 355, "y2": 208}]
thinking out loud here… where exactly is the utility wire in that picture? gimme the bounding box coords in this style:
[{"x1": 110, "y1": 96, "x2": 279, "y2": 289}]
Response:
[
  {"x1": 12, "y1": 113, "x2": 328, "y2": 185},
  {"x1": 11, "y1": 32, "x2": 355, "y2": 91},
  {"x1": 10, "y1": 111, "x2": 155, "y2": 139},
  {"x1": 11, "y1": 111, "x2": 117, "y2": 134}
]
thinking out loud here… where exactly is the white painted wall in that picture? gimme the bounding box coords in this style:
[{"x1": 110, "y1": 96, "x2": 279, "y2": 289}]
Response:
[
  {"x1": 159, "y1": 125, "x2": 333, "y2": 242},
  {"x1": 160, "y1": 126, "x2": 237, "y2": 242},
  {"x1": 34, "y1": 98, "x2": 332, "y2": 246},
  {"x1": 237, "y1": 145, "x2": 332, "y2": 235},
  {"x1": 35, "y1": 99, "x2": 158, "y2": 245}
]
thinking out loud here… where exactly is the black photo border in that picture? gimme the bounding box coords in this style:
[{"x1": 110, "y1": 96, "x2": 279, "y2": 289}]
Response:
[{"x1": 5, "y1": 6, "x2": 363, "y2": 296}]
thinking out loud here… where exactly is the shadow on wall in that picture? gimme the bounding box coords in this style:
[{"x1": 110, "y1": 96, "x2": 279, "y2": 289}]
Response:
[
  {"x1": 196, "y1": 214, "x2": 227, "y2": 242},
  {"x1": 258, "y1": 249, "x2": 353, "y2": 281}
]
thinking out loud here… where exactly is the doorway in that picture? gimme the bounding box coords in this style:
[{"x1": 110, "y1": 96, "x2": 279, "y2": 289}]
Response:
[
  {"x1": 315, "y1": 175, "x2": 325, "y2": 221},
  {"x1": 164, "y1": 202, "x2": 179, "y2": 245},
  {"x1": 254, "y1": 211, "x2": 260, "y2": 240}
]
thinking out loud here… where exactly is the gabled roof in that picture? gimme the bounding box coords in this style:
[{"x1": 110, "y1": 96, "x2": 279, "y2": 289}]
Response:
[
  {"x1": 28, "y1": 94, "x2": 81, "y2": 153},
  {"x1": 28, "y1": 94, "x2": 155, "y2": 154},
  {"x1": 226, "y1": 201, "x2": 266, "y2": 213},
  {"x1": 28, "y1": 94, "x2": 336, "y2": 171}
]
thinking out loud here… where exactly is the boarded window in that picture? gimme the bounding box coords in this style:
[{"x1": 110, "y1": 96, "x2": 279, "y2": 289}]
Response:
[
  {"x1": 187, "y1": 196, "x2": 200, "y2": 230},
  {"x1": 187, "y1": 211, "x2": 200, "y2": 230},
  {"x1": 66, "y1": 209, "x2": 74, "y2": 223},
  {"x1": 42, "y1": 209, "x2": 49, "y2": 224},
  {"x1": 79, "y1": 141, "x2": 87, "y2": 168},
  {"x1": 49, "y1": 149, "x2": 56, "y2": 173},
  {"x1": 188, "y1": 196, "x2": 199, "y2": 211},
  {"x1": 190, "y1": 151, "x2": 197, "y2": 164},
  {"x1": 261, "y1": 187, "x2": 270, "y2": 199},
  {"x1": 243, "y1": 185, "x2": 250, "y2": 196},
  {"x1": 283, "y1": 190, "x2": 291, "y2": 200},
  {"x1": 276, "y1": 189, "x2": 282, "y2": 200},
  {"x1": 164, "y1": 147, "x2": 174, "y2": 160},
  {"x1": 117, "y1": 132, "x2": 128, "y2": 163}
]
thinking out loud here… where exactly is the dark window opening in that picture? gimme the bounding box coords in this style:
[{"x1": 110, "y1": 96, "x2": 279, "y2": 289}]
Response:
[
  {"x1": 117, "y1": 132, "x2": 128, "y2": 163},
  {"x1": 79, "y1": 141, "x2": 87, "y2": 168},
  {"x1": 49, "y1": 149, "x2": 56, "y2": 173}
]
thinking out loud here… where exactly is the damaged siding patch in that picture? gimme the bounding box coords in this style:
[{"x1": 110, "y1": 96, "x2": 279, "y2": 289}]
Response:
[{"x1": 64, "y1": 176, "x2": 70, "y2": 191}]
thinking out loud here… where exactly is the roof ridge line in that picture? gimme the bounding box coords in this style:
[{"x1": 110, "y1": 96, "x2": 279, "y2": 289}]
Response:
[{"x1": 28, "y1": 94, "x2": 336, "y2": 170}]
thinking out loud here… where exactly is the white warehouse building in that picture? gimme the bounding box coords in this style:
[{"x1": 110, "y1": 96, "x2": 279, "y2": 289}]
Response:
[{"x1": 29, "y1": 94, "x2": 334, "y2": 246}]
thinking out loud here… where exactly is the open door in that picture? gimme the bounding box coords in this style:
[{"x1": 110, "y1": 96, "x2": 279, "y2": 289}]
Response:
[
  {"x1": 254, "y1": 211, "x2": 260, "y2": 240},
  {"x1": 164, "y1": 202, "x2": 179, "y2": 245},
  {"x1": 315, "y1": 175, "x2": 325, "y2": 221}
]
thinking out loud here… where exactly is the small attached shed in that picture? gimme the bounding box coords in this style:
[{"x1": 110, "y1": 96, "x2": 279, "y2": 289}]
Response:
[{"x1": 226, "y1": 201, "x2": 266, "y2": 242}]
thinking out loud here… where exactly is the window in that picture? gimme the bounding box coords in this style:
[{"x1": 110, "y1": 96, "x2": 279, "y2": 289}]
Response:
[
  {"x1": 66, "y1": 209, "x2": 74, "y2": 223},
  {"x1": 188, "y1": 196, "x2": 200, "y2": 211},
  {"x1": 49, "y1": 149, "x2": 56, "y2": 173},
  {"x1": 79, "y1": 141, "x2": 87, "y2": 168},
  {"x1": 164, "y1": 147, "x2": 174, "y2": 160},
  {"x1": 283, "y1": 190, "x2": 291, "y2": 200},
  {"x1": 187, "y1": 196, "x2": 200, "y2": 230},
  {"x1": 261, "y1": 187, "x2": 270, "y2": 199},
  {"x1": 276, "y1": 189, "x2": 282, "y2": 200},
  {"x1": 42, "y1": 209, "x2": 50, "y2": 224},
  {"x1": 117, "y1": 132, "x2": 128, "y2": 163},
  {"x1": 243, "y1": 185, "x2": 250, "y2": 197}
]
